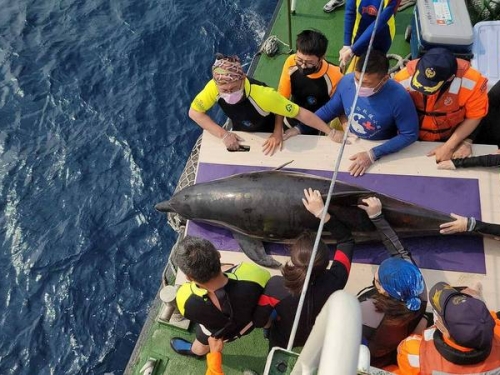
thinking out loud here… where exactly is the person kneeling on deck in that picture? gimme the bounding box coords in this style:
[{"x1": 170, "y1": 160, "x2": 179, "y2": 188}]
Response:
[
  {"x1": 397, "y1": 282, "x2": 500, "y2": 375},
  {"x1": 394, "y1": 48, "x2": 489, "y2": 162},
  {"x1": 170, "y1": 236, "x2": 271, "y2": 358},
  {"x1": 276, "y1": 30, "x2": 343, "y2": 139},
  {"x1": 252, "y1": 189, "x2": 356, "y2": 349},
  {"x1": 188, "y1": 54, "x2": 336, "y2": 156},
  {"x1": 314, "y1": 50, "x2": 419, "y2": 177},
  {"x1": 356, "y1": 197, "x2": 428, "y2": 369}
]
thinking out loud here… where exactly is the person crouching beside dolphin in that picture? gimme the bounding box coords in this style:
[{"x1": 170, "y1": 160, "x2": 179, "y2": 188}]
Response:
[
  {"x1": 170, "y1": 236, "x2": 270, "y2": 359},
  {"x1": 252, "y1": 188, "x2": 356, "y2": 349},
  {"x1": 188, "y1": 54, "x2": 338, "y2": 156},
  {"x1": 356, "y1": 197, "x2": 428, "y2": 370}
]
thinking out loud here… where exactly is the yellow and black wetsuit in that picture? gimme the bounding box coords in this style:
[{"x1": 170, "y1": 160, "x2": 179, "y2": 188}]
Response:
[
  {"x1": 176, "y1": 262, "x2": 270, "y2": 345},
  {"x1": 190, "y1": 78, "x2": 300, "y2": 132}
]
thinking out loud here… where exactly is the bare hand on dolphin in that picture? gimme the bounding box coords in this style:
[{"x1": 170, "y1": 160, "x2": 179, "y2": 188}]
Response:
[
  {"x1": 357, "y1": 197, "x2": 382, "y2": 219},
  {"x1": 439, "y1": 213, "x2": 467, "y2": 234},
  {"x1": 302, "y1": 188, "x2": 329, "y2": 220}
]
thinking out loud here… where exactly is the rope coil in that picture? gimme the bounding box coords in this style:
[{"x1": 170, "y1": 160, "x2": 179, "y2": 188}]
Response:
[{"x1": 258, "y1": 35, "x2": 292, "y2": 57}]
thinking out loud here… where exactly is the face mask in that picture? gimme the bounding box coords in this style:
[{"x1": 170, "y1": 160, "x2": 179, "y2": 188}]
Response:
[
  {"x1": 355, "y1": 80, "x2": 376, "y2": 97},
  {"x1": 220, "y1": 89, "x2": 244, "y2": 104},
  {"x1": 298, "y1": 66, "x2": 319, "y2": 76}
]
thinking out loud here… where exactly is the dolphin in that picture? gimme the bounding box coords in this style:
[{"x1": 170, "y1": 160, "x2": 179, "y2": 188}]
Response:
[{"x1": 156, "y1": 170, "x2": 459, "y2": 268}]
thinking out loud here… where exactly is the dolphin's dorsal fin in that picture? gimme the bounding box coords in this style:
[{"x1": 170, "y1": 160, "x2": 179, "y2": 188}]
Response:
[{"x1": 274, "y1": 160, "x2": 294, "y2": 170}]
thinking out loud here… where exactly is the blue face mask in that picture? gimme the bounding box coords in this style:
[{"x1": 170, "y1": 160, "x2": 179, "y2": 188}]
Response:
[{"x1": 220, "y1": 88, "x2": 244, "y2": 104}]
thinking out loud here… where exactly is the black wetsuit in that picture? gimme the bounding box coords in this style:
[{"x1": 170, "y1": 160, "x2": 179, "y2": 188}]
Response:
[
  {"x1": 176, "y1": 262, "x2": 270, "y2": 344},
  {"x1": 252, "y1": 215, "x2": 354, "y2": 349},
  {"x1": 357, "y1": 215, "x2": 427, "y2": 368}
]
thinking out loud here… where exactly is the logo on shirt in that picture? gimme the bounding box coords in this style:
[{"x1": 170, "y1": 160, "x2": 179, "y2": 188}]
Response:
[
  {"x1": 351, "y1": 114, "x2": 368, "y2": 134},
  {"x1": 286, "y1": 104, "x2": 293, "y2": 113},
  {"x1": 361, "y1": 5, "x2": 378, "y2": 16},
  {"x1": 443, "y1": 97, "x2": 453, "y2": 106},
  {"x1": 350, "y1": 112, "x2": 380, "y2": 137},
  {"x1": 306, "y1": 96, "x2": 317, "y2": 106}
]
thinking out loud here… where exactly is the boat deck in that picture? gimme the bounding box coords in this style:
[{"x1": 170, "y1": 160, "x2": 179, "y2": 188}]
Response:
[
  {"x1": 125, "y1": 1, "x2": 500, "y2": 374},
  {"x1": 250, "y1": 0, "x2": 413, "y2": 86},
  {"x1": 125, "y1": 131, "x2": 499, "y2": 375}
]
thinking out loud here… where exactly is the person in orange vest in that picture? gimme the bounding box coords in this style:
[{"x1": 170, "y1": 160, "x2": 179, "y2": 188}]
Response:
[
  {"x1": 396, "y1": 282, "x2": 500, "y2": 375},
  {"x1": 394, "y1": 48, "x2": 489, "y2": 162}
]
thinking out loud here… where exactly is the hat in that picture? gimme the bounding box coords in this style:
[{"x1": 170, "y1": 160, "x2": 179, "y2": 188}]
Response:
[
  {"x1": 410, "y1": 48, "x2": 458, "y2": 95},
  {"x1": 378, "y1": 257, "x2": 424, "y2": 311},
  {"x1": 429, "y1": 282, "x2": 495, "y2": 350},
  {"x1": 212, "y1": 54, "x2": 245, "y2": 85}
]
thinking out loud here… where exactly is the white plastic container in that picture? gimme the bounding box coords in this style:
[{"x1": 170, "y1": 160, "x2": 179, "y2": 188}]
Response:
[{"x1": 471, "y1": 21, "x2": 500, "y2": 91}]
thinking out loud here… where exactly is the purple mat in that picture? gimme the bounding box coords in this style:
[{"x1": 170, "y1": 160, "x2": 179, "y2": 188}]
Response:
[{"x1": 187, "y1": 162, "x2": 485, "y2": 273}]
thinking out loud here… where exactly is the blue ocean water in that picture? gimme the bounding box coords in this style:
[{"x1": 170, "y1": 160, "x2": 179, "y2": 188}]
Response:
[{"x1": 0, "y1": 0, "x2": 276, "y2": 373}]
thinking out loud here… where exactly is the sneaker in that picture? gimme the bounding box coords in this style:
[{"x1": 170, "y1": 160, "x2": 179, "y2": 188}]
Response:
[
  {"x1": 323, "y1": 0, "x2": 345, "y2": 12},
  {"x1": 170, "y1": 337, "x2": 204, "y2": 359}
]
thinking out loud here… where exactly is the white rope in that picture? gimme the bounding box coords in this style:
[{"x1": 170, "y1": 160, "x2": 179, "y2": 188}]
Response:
[
  {"x1": 398, "y1": 0, "x2": 416, "y2": 11},
  {"x1": 286, "y1": 0, "x2": 388, "y2": 352},
  {"x1": 258, "y1": 35, "x2": 292, "y2": 57},
  {"x1": 387, "y1": 52, "x2": 411, "y2": 74}
]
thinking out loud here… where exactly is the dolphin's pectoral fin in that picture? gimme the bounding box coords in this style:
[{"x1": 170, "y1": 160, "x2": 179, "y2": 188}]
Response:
[{"x1": 232, "y1": 232, "x2": 282, "y2": 269}]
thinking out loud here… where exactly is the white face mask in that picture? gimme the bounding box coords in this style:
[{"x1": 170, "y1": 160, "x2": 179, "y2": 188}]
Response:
[
  {"x1": 220, "y1": 89, "x2": 244, "y2": 104},
  {"x1": 355, "y1": 76, "x2": 388, "y2": 97},
  {"x1": 354, "y1": 80, "x2": 376, "y2": 97}
]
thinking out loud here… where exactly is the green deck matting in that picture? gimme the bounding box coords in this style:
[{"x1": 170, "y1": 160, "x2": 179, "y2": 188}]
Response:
[
  {"x1": 252, "y1": 0, "x2": 413, "y2": 88},
  {"x1": 127, "y1": 315, "x2": 271, "y2": 375}
]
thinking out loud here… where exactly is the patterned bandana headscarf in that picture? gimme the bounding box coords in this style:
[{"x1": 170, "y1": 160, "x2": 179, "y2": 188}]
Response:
[
  {"x1": 378, "y1": 257, "x2": 425, "y2": 311},
  {"x1": 212, "y1": 54, "x2": 245, "y2": 85}
]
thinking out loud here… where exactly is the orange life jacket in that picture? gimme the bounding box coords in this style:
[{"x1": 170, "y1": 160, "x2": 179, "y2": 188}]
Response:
[
  {"x1": 395, "y1": 59, "x2": 485, "y2": 141},
  {"x1": 419, "y1": 327, "x2": 500, "y2": 375}
]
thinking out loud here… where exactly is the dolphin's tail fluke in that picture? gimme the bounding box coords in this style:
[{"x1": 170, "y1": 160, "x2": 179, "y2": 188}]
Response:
[{"x1": 155, "y1": 200, "x2": 174, "y2": 213}]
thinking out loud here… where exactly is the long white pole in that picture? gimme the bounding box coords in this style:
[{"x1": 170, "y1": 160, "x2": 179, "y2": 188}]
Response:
[{"x1": 286, "y1": 0, "x2": 388, "y2": 352}]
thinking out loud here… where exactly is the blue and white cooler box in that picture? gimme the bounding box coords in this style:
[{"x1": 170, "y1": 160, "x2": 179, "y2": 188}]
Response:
[{"x1": 410, "y1": 0, "x2": 474, "y2": 59}]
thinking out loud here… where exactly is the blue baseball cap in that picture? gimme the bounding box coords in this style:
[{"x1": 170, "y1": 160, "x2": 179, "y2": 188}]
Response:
[
  {"x1": 430, "y1": 282, "x2": 495, "y2": 350},
  {"x1": 411, "y1": 48, "x2": 458, "y2": 95}
]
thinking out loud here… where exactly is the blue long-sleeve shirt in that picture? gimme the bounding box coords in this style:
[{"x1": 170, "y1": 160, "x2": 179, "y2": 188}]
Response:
[
  {"x1": 344, "y1": 0, "x2": 399, "y2": 55},
  {"x1": 315, "y1": 74, "x2": 418, "y2": 160}
]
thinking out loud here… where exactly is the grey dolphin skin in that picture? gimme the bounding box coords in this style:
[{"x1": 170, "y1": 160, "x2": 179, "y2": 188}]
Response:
[{"x1": 155, "y1": 170, "x2": 459, "y2": 267}]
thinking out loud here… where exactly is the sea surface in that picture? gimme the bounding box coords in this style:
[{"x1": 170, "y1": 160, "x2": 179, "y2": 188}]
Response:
[{"x1": 0, "y1": 0, "x2": 276, "y2": 373}]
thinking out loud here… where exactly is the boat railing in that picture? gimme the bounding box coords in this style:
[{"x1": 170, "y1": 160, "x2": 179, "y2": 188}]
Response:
[{"x1": 264, "y1": 290, "x2": 395, "y2": 375}]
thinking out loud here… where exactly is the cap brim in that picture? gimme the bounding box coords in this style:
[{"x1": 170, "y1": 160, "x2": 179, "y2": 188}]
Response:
[
  {"x1": 410, "y1": 70, "x2": 445, "y2": 95},
  {"x1": 429, "y1": 282, "x2": 459, "y2": 315}
]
